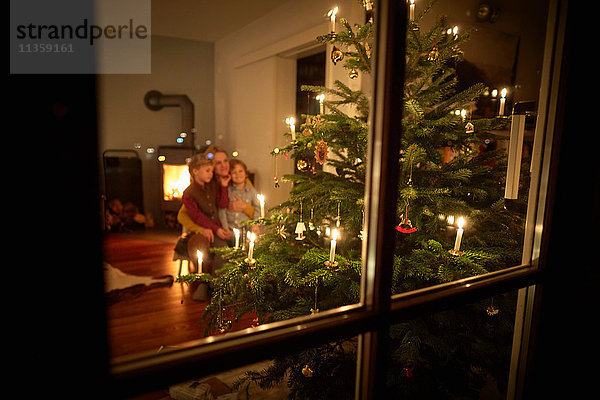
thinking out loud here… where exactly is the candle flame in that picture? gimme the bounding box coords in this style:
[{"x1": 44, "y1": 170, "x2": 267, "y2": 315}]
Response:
[
  {"x1": 327, "y1": 6, "x2": 338, "y2": 18},
  {"x1": 196, "y1": 250, "x2": 203, "y2": 264},
  {"x1": 457, "y1": 217, "x2": 465, "y2": 229},
  {"x1": 410, "y1": 0, "x2": 414, "y2": 5},
  {"x1": 257, "y1": 194, "x2": 265, "y2": 204},
  {"x1": 501, "y1": 88, "x2": 507, "y2": 98},
  {"x1": 447, "y1": 215, "x2": 455, "y2": 225},
  {"x1": 250, "y1": 232, "x2": 256, "y2": 243},
  {"x1": 233, "y1": 228, "x2": 240, "y2": 238},
  {"x1": 316, "y1": 94, "x2": 325, "y2": 102}
]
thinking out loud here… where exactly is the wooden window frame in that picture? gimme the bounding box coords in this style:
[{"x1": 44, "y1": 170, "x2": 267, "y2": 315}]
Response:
[{"x1": 109, "y1": 1, "x2": 570, "y2": 398}]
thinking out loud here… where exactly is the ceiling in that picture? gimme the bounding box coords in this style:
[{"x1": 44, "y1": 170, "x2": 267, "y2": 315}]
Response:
[{"x1": 151, "y1": 0, "x2": 288, "y2": 42}]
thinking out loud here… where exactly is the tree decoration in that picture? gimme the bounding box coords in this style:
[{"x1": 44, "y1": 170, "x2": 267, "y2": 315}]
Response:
[
  {"x1": 331, "y1": 45, "x2": 344, "y2": 64},
  {"x1": 314, "y1": 139, "x2": 328, "y2": 164},
  {"x1": 428, "y1": 38, "x2": 439, "y2": 61}
]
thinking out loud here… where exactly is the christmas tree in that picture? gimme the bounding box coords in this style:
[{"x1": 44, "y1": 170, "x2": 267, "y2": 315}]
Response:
[{"x1": 181, "y1": 1, "x2": 526, "y2": 397}]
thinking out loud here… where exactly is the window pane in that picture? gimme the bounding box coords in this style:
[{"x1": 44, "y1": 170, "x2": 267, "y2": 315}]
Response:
[
  {"x1": 385, "y1": 291, "x2": 518, "y2": 398},
  {"x1": 392, "y1": 0, "x2": 550, "y2": 295},
  {"x1": 125, "y1": 335, "x2": 359, "y2": 400},
  {"x1": 101, "y1": 0, "x2": 377, "y2": 361}
]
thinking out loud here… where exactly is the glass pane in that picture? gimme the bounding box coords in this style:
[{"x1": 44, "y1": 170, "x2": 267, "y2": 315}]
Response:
[
  {"x1": 392, "y1": 0, "x2": 550, "y2": 295},
  {"x1": 125, "y1": 335, "x2": 358, "y2": 400},
  {"x1": 385, "y1": 291, "x2": 518, "y2": 398},
  {"x1": 100, "y1": 0, "x2": 377, "y2": 361}
]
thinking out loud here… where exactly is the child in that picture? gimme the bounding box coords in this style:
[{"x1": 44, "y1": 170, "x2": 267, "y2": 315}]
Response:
[
  {"x1": 182, "y1": 153, "x2": 232, "y2": 245},
  {"x1": 218, "y1": 159, "x2": 260, "y2": 237}
]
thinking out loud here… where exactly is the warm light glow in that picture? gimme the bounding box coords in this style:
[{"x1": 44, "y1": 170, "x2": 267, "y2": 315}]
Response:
[
  {"x1": 249, "y1": 232, "x2": 256, "y2": 243},
  {"x1": 196, "y1": 250, "x2": 203, "y2": 264},
  {"x1": 163, "y1": 164, "x2": 191, "y2": 201},
  {"x1": 232, "y1": 151, "x2": 239, "y2": 157},
  {"x1": 457, "y1": 217, "x2": 465, "y2": 229},
  {"x1": 410, "y1": 0, "x2": 414, "y2": 4},
  {"x1": 331, "y1": 228, "x2": 339, "y2": 241},
  {"x1": 327, "y1": 6, "x2": 338, "y2": 18},
  {"x1": 501, "y1": 88, "x2": 507, "y2": 98},
  {"x1": 447, "y1": 215, "x2": 455, "y2": 225},
  {"x1": 491, "y1": 89, "x2": 498, "y2": 97},
  {"x1": 453, "y1": 26, "x2": 458, "y2": 36},
  {"x1": 257, "y1": 194, "x2": 265, "y2": 204},
  {"x1": 316, "y1": 94, "x2": 325, "y2": 103}
]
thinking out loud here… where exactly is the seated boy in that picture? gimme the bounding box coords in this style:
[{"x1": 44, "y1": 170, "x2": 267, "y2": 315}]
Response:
[{"x1": 181, "y1": 153, "x2": 232, "y2": 275}]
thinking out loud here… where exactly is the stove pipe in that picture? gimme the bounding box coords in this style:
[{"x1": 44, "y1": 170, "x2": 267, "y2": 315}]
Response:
[{"x1": 144, "y1": 90, "x2": 195, "y2": 148}]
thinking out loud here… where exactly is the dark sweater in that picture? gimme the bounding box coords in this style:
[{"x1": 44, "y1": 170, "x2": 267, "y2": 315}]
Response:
[{"x1": 182, "y1": 180, "x2": 228, "y2": 233}]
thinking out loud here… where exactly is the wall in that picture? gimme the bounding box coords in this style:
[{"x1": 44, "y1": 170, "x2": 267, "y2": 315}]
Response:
[
  {"x1": 97, "y1": 35, "x2": 215, "y2": 223},
  {"x1": 214, "y1": 0, "x2": 366, "y2": 211}
]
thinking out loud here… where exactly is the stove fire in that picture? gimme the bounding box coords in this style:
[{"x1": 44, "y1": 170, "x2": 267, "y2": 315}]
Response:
[{"x1": 162, "y1": 164, "x2": 190, "y2": 201}]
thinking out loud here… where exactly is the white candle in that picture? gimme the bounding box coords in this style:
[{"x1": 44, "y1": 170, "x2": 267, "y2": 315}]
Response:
[
  {"x1": 257, "y1": 194, "x2": 265, "y2": 218},
  {"x1": 286, "y1": 117, "x2": 296, "y2": 141},
  {"x1": 453, "y1": 217, "x2": 465, "y2": 252},
  {"x1": 329, "y1": 229, "x2": 338, "y2": 263},
  {"x1": 316, "y1": 94, "x2": 325, "y2": 114},
  {"x1": 328, "y1": 7, "x2": 338, "y2": 33},
  {"x1": 499, "y1": 88, "x2": 507, "y2": 116},
  {"x1": 248, "y1": 232, "x2": 255, "y2": 261},
  {"x1": 409, "y1": 0, "x2": 415, "y2": 21},
  {"x1": 196, "y1": 250, "x2": 203, "y2": 274},
  {"x1": 233, "y1": 228, "x2": 240, "y2": 249}
]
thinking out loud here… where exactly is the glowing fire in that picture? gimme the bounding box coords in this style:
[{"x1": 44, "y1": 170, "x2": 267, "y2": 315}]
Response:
[{"x1": 163, "y1": 164, "x2": 190, "y2": 201}]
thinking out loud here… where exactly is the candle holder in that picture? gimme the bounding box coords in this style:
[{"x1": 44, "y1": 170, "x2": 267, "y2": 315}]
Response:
[
  {"x1": 324, "y1": 260, "x2": 339, "y2": 269},
  {"x1": 244, "y1": 257, "x2": 256, "y2": 265},
  {"x1": 448, "y1": 249, "x2": 463, "y2": 256}
]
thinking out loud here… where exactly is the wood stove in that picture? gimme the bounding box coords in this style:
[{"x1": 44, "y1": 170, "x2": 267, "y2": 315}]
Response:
[{"x1": 157, "y1": 146, "x2": 195, "y2": 227}]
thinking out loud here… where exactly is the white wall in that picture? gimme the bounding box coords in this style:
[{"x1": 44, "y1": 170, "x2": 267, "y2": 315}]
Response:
[
  {"x1": 214, "y1": 0, "x2": 366, "y2": 211},
  {"x1": 97, "y1": 35, "x2": 215, "y2": 222}
]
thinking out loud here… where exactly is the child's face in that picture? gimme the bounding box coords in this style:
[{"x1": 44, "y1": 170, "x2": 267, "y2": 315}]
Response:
[
  {"x1": 230, "y1": 164, "x2": 247, "y2": 185},
  {"x1": 192, "y1": 164, "x2": 213, "y2": 184}
]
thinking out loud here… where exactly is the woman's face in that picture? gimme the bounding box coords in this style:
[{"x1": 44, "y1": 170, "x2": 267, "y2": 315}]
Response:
[{"x1": 230, "y1": 164, "x2": 247, "y2": 185}]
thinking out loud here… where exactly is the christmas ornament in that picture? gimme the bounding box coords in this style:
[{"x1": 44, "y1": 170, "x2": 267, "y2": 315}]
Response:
[
  {"x1": 314, "y1": 140, "x2": 328, "y2": 164},
  {"x1": 486, "y1": 305, "x2": 499, "y2": 316},
  {"x1": 295, "y1": 202, "x2": 306, "y2": 240},
  {"x1": 331, "y1": 46, "x2": 344, "y2": 65},
  {"x1": 365, "y1": 42, "x2": 372, "y2": 58},
  {"x1": 296, "y1": 158, "x2": 310, "y2": 172},
  {"x1": 403, "y1": 361, "x2": 415, "y2": 378},
  {"x1": 465, "y1": 121, "x2": 474, "y2": 133},
  {"x1": 396, "y1": 157, "x2": 418, "y2": 234},
  {"x1": 349, "y1": 69, "x2": 358, "y2": 79},
  {"x1": 273, "y1": 147, "x2": 280, "y2": 188},
  {"x1": 276, "y1": 225, "x2": 288, "y2": 240},
  {"x1": 302, "y1": 365, "x2": 314, "y2": 377},
  {"x1": 427, "y1": 38, "x2": 439, "y2": 61}
]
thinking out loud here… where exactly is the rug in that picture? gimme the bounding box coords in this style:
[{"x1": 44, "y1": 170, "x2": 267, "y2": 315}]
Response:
[{"x1": 104, "y1": 262, "x2": 174, "y2": 305}]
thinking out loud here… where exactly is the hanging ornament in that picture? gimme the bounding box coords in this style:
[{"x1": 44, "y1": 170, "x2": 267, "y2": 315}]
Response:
[
  {"x1": 296, "y1": 158, "x2": 310, "y2": 172},
  {"x1": 427, "y1": 38, "x2": 439, "y2": 61},
  {"x1": 395, "y1": 201, "x2": 418, "y2": 234},
  {"x1": 465, "y1": 121, "x2": 475, "y2": 134},
  {"x1": 273, "y1": 148, "x2": 280, "y2": 188},
  {"x1": 302, "y1": 365, "x2": 314, "y2": 377},
  {"x1": 396, "y1": 154, "x2": 418, "y2": 233},
  {"x1": 331, "y1": 45, "x2": 344, "y2": 65},
  {"x1": 403, "y1": 361, "x2": 415, "y2": 378},
  {"x1": 276, "y1": 224, "x2": 288, "y2": 240},
  {"x1": 314, "y1": 139, "x2": 328, "y2": 164},
  {"x1": 308, "y1": 201, "x2": 315, "y2": 230},
  {"x1": 486, "y1": 298, "x2": 499, "y2": 316},
  {"x1": 365, "y1": 42, "x2": 372, "y2": 59},
  {"x1": 295, "y1": 201, "x2": 306, "y2": 240},
  {"x1": 349, "y1": 68, "x2": 358, "y2": 79}
]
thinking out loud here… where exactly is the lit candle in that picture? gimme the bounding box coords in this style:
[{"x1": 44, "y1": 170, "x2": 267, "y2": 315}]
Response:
[
  {"x1": 499, "y1": 88, "x2": 507, "y2": 116},
  {"x1": 257, "y1": 194, "x2": 265, "y2": 218},
  {"x1": 196, "y1": 250, "x2": 203, "y2": 274},
  {"x1": 247, "y1": 232, "x2": 256, "y2": 262},
  {"x1": 409, "y1": 0, "x2": 415, "y2": 21},
  {"x1": 316, "y1": 94, "x2": 325, "y2": 114},
  {"x1": 452, "y1": 217, "x2": 465, "y2": 254},
  {"x1": 233, "y1": 228, "x2": 240, "y2": 249},
  {"x1": 286, "y1": 117, "x2": 296, "y2": 141},
  {"x1": 329, "y1": 228, "x2": 338, "y2": 263},
  {"x1": 327, "y1": 6, "x2": 338, "y2": 33}
]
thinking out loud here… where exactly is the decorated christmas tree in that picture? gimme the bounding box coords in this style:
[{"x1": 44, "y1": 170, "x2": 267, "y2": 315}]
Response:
[{"x1": 181, "y1": 1, "x2": 526, "y2": 397}]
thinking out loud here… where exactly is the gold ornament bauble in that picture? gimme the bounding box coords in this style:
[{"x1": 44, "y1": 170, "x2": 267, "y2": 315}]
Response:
[{"x1": 349, "y1": 69, "x2": 358, "y2": 79}]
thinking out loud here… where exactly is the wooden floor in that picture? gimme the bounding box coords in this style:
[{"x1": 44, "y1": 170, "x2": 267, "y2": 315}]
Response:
[{"x1": 103, "y1": 230, "x2": 253, "y2": 360}]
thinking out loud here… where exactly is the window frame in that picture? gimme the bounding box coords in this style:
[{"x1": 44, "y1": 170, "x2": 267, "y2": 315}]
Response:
[{"x1": 108, "y1": 0, "x2": 570, "y2": 398}]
